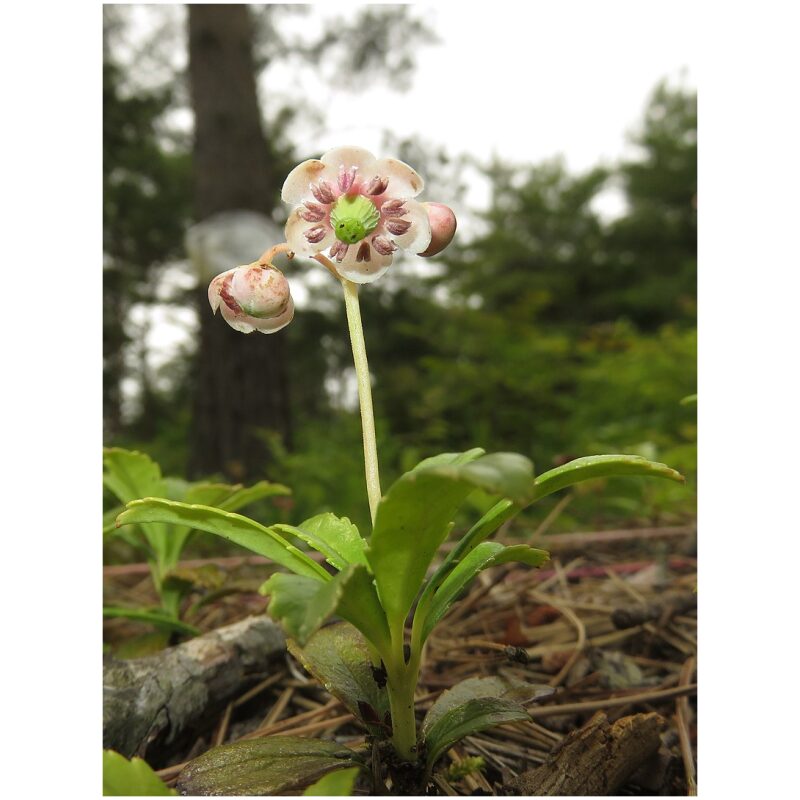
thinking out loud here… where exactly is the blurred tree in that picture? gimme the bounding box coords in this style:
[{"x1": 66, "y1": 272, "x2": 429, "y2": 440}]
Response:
[
  {"x1": 186, "y1": 4, "x2": 293, "y2": 480},
  {"x1": 603, "y1": 82, "x2": 697, "y2": 328}
]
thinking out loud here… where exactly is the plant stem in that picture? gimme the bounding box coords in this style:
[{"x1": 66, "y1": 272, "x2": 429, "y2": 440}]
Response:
[
  {"x1": 342, "y1": 280, "x2": 382, "y2": 525},
  {"x1": 386, "y1": 624, "x2": 422, "y2": 763}
]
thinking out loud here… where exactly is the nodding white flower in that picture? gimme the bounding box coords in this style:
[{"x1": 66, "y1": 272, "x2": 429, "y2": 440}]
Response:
[
  {"x1": 208, "y1": 263, "x2": 294, "y2": 334},
  {"x1": 282, "y1": 146, "x2": 453, "y2": 284}
]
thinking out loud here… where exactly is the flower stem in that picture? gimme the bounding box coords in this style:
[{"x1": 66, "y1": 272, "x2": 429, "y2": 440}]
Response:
[{"x1": 342, "y1": 279, "x2": 382, "y2": 525}]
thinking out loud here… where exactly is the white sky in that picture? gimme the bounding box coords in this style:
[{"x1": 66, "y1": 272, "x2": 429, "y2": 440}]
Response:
[{"x1": 274, "y1": 2, "x2": 695, "y2": 177}]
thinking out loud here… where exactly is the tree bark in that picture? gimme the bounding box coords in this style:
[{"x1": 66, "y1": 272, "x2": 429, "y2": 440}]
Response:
[
  {"x1": 186, "y1": 4, "x2": 291, "y2": 481},
  {"x1": 507, "y1": 711, "x2": 665, "y2": 796}
]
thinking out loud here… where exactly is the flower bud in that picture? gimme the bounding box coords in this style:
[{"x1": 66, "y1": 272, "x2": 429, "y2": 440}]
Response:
[
  {"x1": 419, "y1": 202, "x2": 457, "y2": 257},
  {"x1": 208, "y1": 263, "x2": 294, "y2": 334}
]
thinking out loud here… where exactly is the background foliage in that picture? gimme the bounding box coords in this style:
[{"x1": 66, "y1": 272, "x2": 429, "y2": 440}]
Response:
[{"x1": 103, "y1": 6, "x2": 696, "y2": 544}]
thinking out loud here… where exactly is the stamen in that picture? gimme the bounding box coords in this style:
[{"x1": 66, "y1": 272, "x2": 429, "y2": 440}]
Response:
[
  {"x1": 364, "y1": 176, "x2": 389, "y2": 196},
  {"x1": 304, "y1": 225, "x2": 327, "y2": 244},
  {"x1": 385, "y1": 219, "x2": 412, "y2": 236},
  {"x1": 372, "y1": 235, "x2": 398, "y2": 256},
  {"x1": 311, "y1": 180, "x2": 336, "y2": 204},
  {"x1": 338, "y1": 165, "x2": 357, "y2": 193},
  {"x1": 330, "y1": 240, "x2": 349, "y2": 261},
  {"x1": 381, "y1": 199, "x2": 407, "y2": 216},
  {"x1": 356, "y1": 242, "x2": 371, "y2": 262},
  {"x1": 300, "y1": 202, "x2": 327, "y2": 222}
]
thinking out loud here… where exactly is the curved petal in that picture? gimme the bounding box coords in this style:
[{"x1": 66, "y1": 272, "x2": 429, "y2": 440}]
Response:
[
  {"x1": 219, "y1": 301, "x2": 256, "y2": 333},
  {"x1": 252, "y1": 296, "x2": 294, "y2": 333},
  {"x1": 281, "y1": 159, "x2": 329, "y2": 205},
  {"x1": 321, "y1": 146, "x2": 377, "y2": 180},
  {"x1": 373, "y1": 157, "x2": 425, "y2": 198},
  {"x1": 208, "y1": 268, "x2": 235, "y2": 313},
  {"x1": 285, "y1": 207, "x2": 336, "y2": 256},
  {"x1": 335, "y1": 244, "x2": 393, "y2": 284},
  {"x1": 387, "y1": 198, "x2": 432, "y2": 254}
]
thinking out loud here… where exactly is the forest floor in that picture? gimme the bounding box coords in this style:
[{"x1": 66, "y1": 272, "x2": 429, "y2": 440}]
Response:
[{"x1": 103, "y1": 523, "x2": 697, "y2": 796}]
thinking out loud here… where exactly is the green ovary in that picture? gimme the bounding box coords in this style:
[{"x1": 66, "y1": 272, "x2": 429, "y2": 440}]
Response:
[{"x1": 330, "y1": 194, "x2": 380, "y2": 244}]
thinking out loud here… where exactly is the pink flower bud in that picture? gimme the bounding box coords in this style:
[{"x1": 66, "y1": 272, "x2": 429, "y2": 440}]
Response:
[
  {"x1": 208, "y1": 264, "x2": 294, "y2": 334},
  {"x1": 419, "y1": 202, "x2": 457, "y2": 257}
]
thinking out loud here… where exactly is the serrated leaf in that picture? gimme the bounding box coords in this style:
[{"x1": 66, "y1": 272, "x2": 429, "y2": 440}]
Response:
[
  {"x1": 117, "y1": 499, "x2": 329, "y2": 581},
  {"x1": 102, "y1": 606, "x2": 200, "y2": 636},
  {"x1": 303, "y1": 765, "x2": 362, "y2": 796},
  {"x1": 289, "y1": 622, "x2": 391, "y2": 738},
  {"x1": 103, "y1": 449, "x2": 169, "y2": 558},
  {"x1": 261, "y1": 565, "x2": 390, "y2": 650},
  {"x1": 176, "y1": 737, "x2": 362, "y2": 796},
  {"x1": 420, "y1": 542, "x2": 549, "y2": 641},
  {"x1": 103, "y1": 750, "x2": 177, "y2": 796},
  {"x1": 103, "y1": 448, "x2": 164, "y2": 503},
  {"x1": 367, "y1": 451, "x2": 534, "y2": 628},
  {"x1": 530, "y1": 454, "x2": 684, "y2": 503},
  {"x1": 297, "y1": 513, "x2": 368, "y2": 568}
]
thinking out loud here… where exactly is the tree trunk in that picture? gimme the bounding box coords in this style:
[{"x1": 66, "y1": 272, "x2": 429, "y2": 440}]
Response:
[{"x1": 186, "y1": 4, "x2": 291, "y2": 481}]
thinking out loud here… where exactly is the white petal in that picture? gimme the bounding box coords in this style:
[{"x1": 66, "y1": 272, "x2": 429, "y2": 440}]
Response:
[
  {"x1": 285, "y1": 207, "x2": 335, "y2": 256},
  {"x1": 281, "y1": 159, "x2": 329, "y2": 204},
  {"x1": 320, "y1": 146, "x2": 377, "y2": 178},
  {"x1": 208, "y1": 268, "x2": 236, "y2": 313},
  {"x1": 335, "y1": 244, "x2": 393, "y2": 284},
  {"x1": 219, "y1": 301, "x2": 256, "y2": 333},
  {"x1": 373, "y1": 157, "x2": 425, "y2": 198},
  {"x1": 253, "y1": 297, "x2": 294, "y2": 334},
  {"x1": 387, "y1": 198, "x2": 432, "y2": 254}
]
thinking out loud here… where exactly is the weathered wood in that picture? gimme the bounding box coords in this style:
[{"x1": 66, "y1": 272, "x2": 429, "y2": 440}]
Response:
[
  {"x1": 507, "y1": 711, "x2": 665, "y2": 795},
  {"x1": 103, "y1": 616, "x2": 285, "y2": 766}
]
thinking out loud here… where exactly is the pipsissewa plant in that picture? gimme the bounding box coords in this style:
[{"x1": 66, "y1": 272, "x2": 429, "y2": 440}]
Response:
[
  {"x1": 104, "y1": 447, "x2": 290, "y2": 640},
  {"x1": 115, "y1": 147, "x2": 684, "y2": 794}
]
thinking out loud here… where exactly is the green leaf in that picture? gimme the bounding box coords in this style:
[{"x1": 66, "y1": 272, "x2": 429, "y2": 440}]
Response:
[
  {"x1": 103, "y1": 449, "x2": 169, "y2": 560},
  {"x1": 530, "y1": 454, "x2": 684, "y2": 503},
  {"x1": 367, "y1": 452, "x2": 534, "y2": 628},
  {"x1": 273, "y1": 515, "x2": 367, "y2": 571},
  {"x1": 103, "y1": 505, "x2": 126, "y2": 538},
  {"x1": 424, "y1": 698, "x2": 530, "y2": 768},
  {"x1": 176, "y1": 737, "x2": 362, "y2": 796},
  {"x1": 217, "y1": 480, "x2": 291, "y2": 511},
  {"x1": 261, "y1": 565, "x2": 390, "y2": 651},
  {"x1": 420, "y1": 542, "x2": 549, "y2": 641},
  {"x1": 410, "y1": 448, "x2": 486, "y2": 472},
  {"x1": 160, "y1": 480, "x2": 291, "y2": 568},
  {"x1": 421, "y1": 676, "x2": 553, "y2": 768},
  {"x1": 103, "y1": 448, "x2": 164, "y2": 504},
  {"x1": 297, "y1": 513, "x2": 368, "y2": 568},
  {"x1": 103, "y1": 750, "x2": 176, "y2": 796},
  {"x1": 289, "y1": 622, "x2": 392, "y2": 738},
  {"x1": 303, "y1": 765, "x2": 362, "y2": 796},
  {"x1": 117, "y1": 498, "x2": 329, "y2": 581},
  {"x1": 102, "y1": 606, "x2": 200, "y2": 636}
]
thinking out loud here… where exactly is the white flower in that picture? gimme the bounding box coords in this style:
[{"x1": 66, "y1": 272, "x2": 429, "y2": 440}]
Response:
[
  {"x1": 281, "y1": 146, "x2": 434, "y2": 284},
  {"x1": 208, "y1": 263, "x2": 294, "y2": 334}
]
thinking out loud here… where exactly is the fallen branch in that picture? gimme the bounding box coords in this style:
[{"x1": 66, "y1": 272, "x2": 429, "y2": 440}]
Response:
[
  {"x1": 508, "y1": 711, "x2": 665, "y2": 795},
  {"x1": 103, "y1": 616, "x2": 285, "y2": 765}
]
